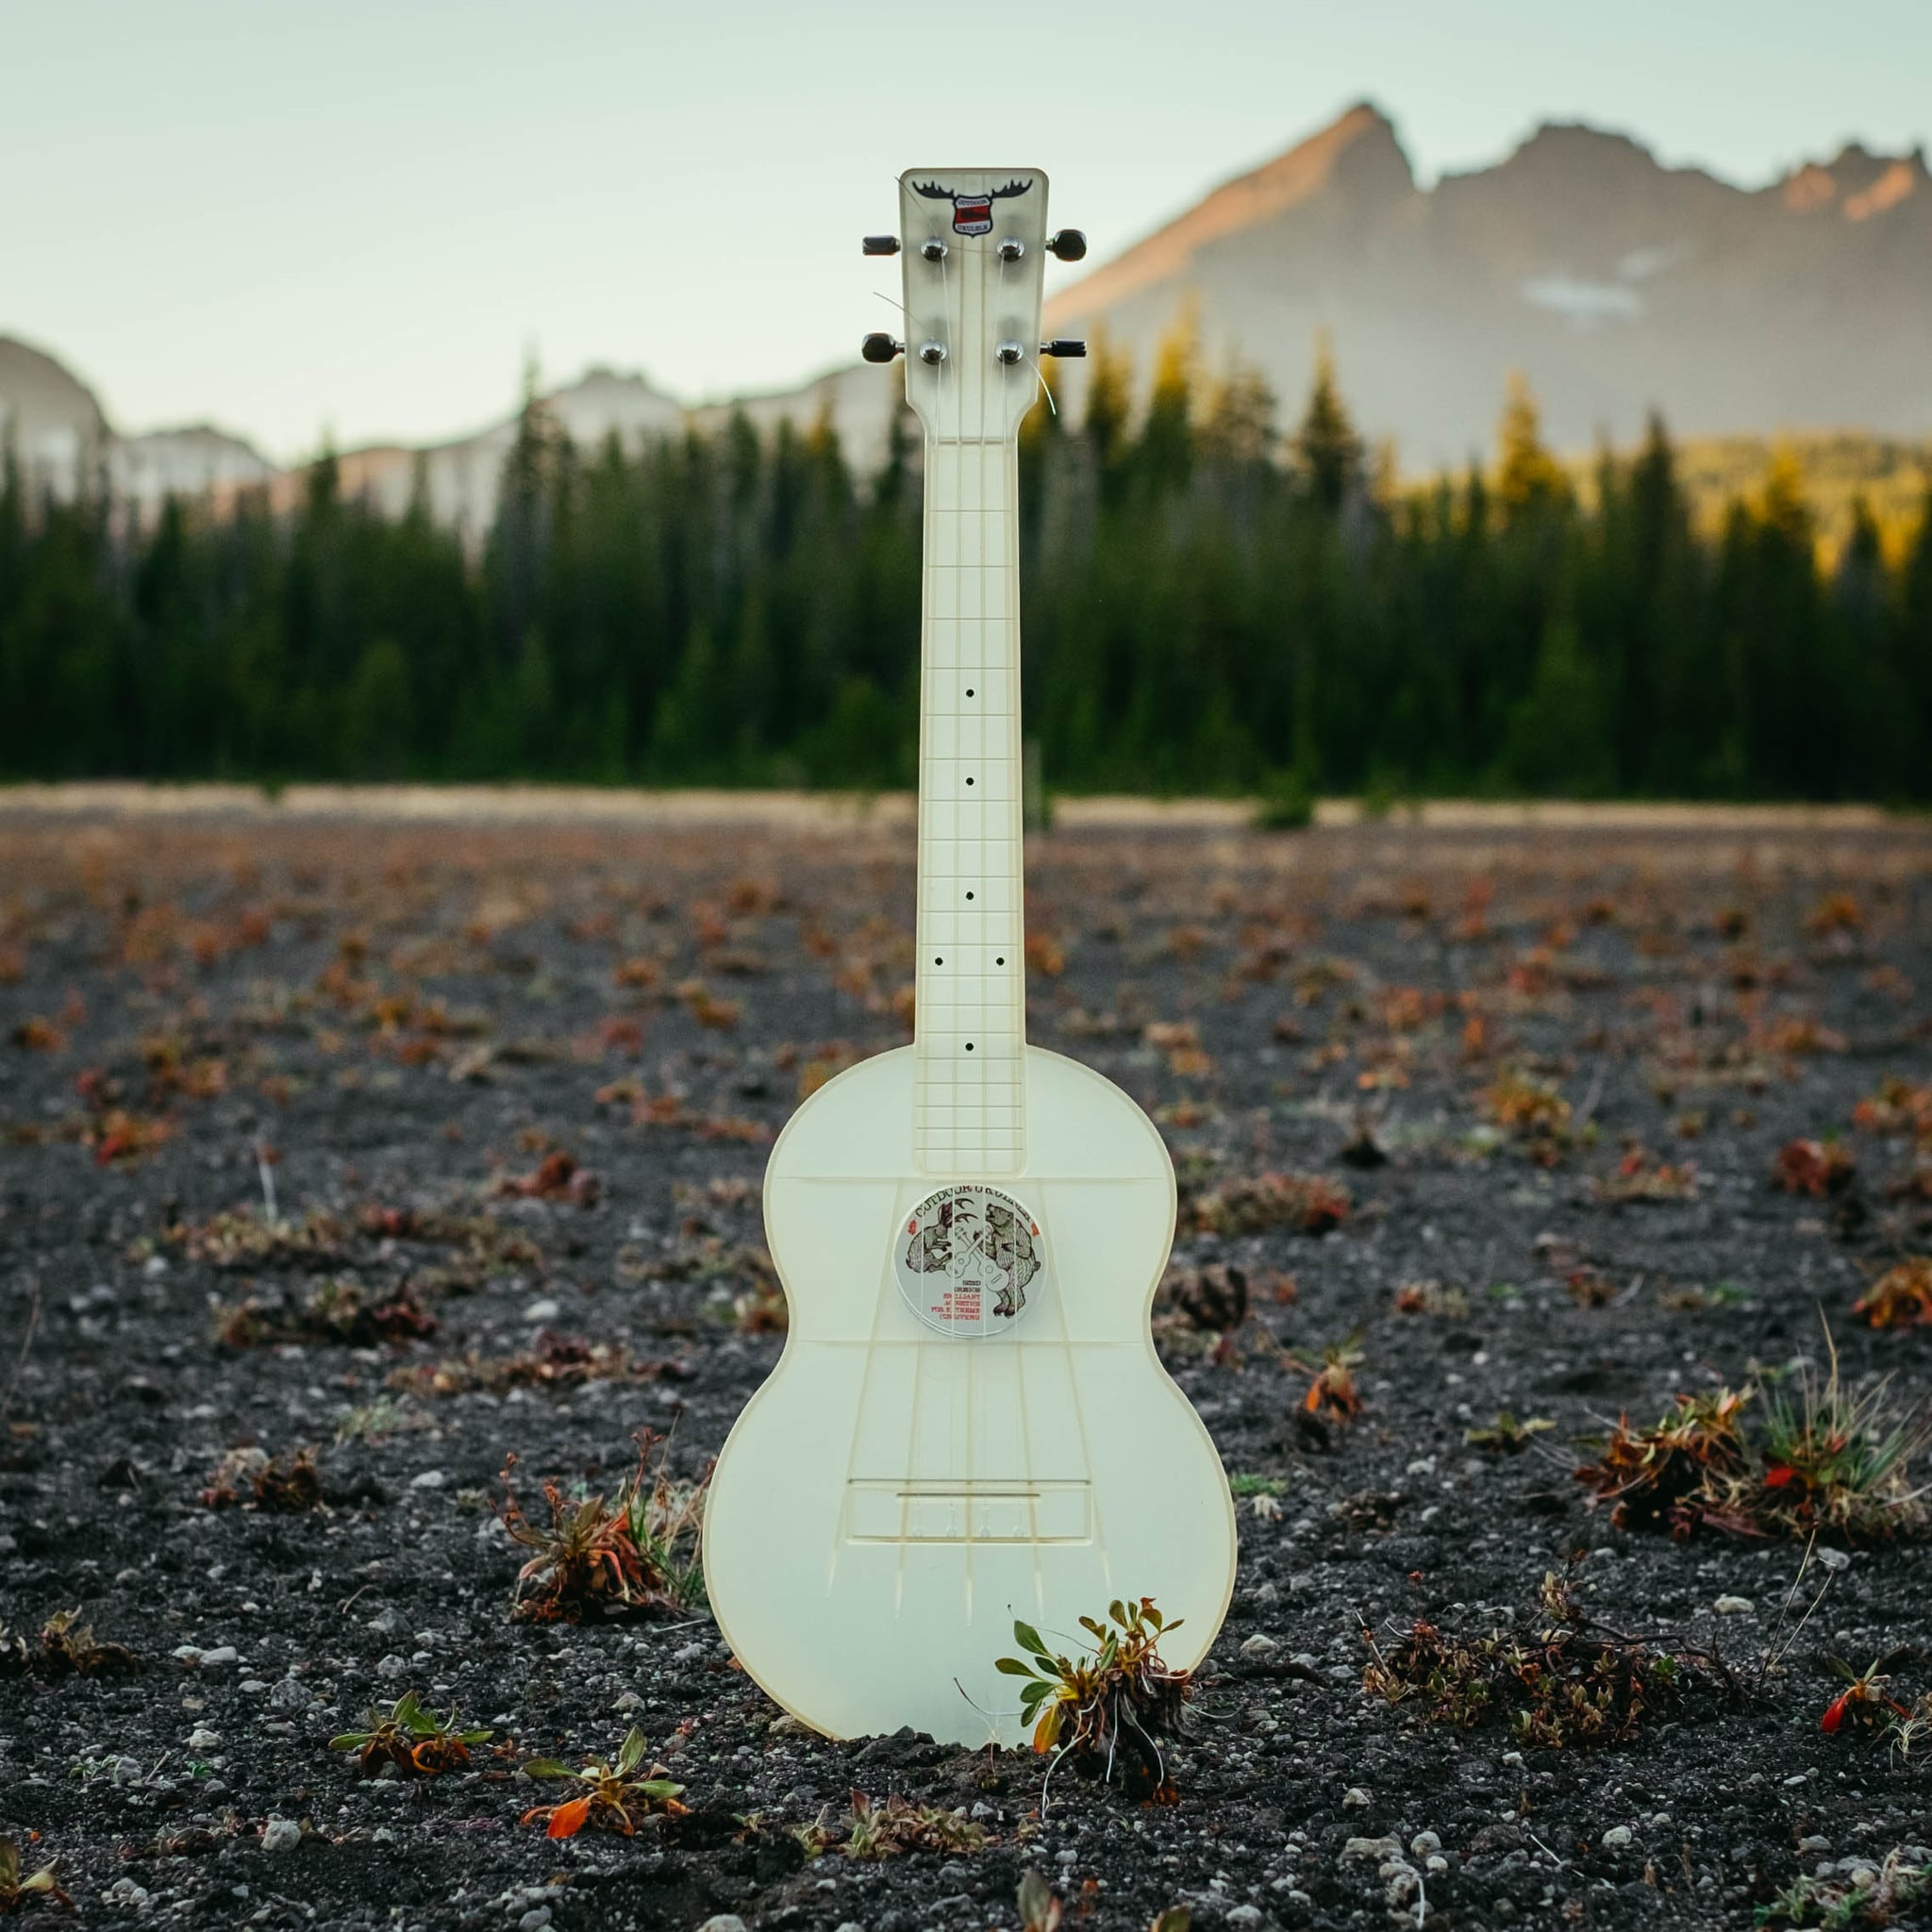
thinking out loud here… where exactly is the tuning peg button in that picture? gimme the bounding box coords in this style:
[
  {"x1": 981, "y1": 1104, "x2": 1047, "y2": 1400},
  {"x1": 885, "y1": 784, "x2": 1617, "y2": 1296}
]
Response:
[
  {"x1": 861, "y1": 333, "x2": 904, "y2": 364},
  {"x1": 1041, "y1": 339, "x2": 1087, "y2": 358},
  {"x1": 1048, "y1": 229, "x2": 1087, "y2": 262},
  {"x1": 862, "y1": 235, "x2": 901, "y2": 257}
]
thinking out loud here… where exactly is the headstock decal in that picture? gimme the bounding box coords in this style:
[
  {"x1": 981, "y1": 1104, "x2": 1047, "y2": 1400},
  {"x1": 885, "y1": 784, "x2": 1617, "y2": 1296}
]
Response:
[{"x1": 911, "y1": 176, "x2": 1036, "y2": 237}]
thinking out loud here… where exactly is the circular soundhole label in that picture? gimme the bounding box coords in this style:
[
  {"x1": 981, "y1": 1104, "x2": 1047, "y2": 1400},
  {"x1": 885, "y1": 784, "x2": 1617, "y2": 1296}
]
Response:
[{"x1": 895, "y1": 1185, "x2": 1045, "y2": 1337}]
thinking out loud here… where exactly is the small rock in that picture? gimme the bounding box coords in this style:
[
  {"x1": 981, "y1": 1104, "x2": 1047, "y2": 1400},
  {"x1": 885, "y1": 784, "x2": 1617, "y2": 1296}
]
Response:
[
  {"x1": 1601, "y1": 1824, "x2": 1633, "y2": 1849},
  {"x1": 1797, "y1": 1836, "x2": 1829, "y2": 1855},
  {"x1": 1713, "y1": 1595, "x2": 1754, "y2": 1615},
  {"x1": 1381, "y1": 1861, "x2": 1421, "y2": 1907},
  {"x1": 375, "y1": 1653, "x2": 408, "y2": 1679},
  {"x1": 1342, "y1": 1786, "x2": 1372, "y2": 1808},
  {"x1": 269, "y1": 1677, "x2": 311, "y2": 1711},
  {"x1": 110, "y1": 1756, "x2": 145, "y2": 1786},
  {"x1": 261, "y1": 1816, "x2": 302, "y2": 1853},
  {"x1": 409, "y1": 1469, "x2": 446, "y2": 1491},
  {"x1": 523, "y1": 1298, "x2": 561, "y2": 1324},
  {"x1": 1344, "y1": 1836, "x2": 1402, "y2": 1859},
  {"x1": 186, "y1": 1727, "x2": 220, "y2": 1750},
  {"x1": 1240, "y1": 1633, "x2": 1279, "y2": 1657},
  {"x1": 517, "y1": 1912, "x2": 552, "y2": 1932},
  {"x1": 1815, "y1": 1547, "x2": 1851, "y2": 1573},
  {"x1": 104, "y1": 1876, "x2": 151, "y2": 1909},
  {"x1": 696, "y1": 1919, "x2": 749, "y2": 1932},
  {"x1": 198, "y1": 1645, "x2": 240, "y2": 1668},
  {"x1": 1226, "y1": 1907, "x2": 1264, "y2": 1928},
  {"x1": 766, "y1": 1713, "x2": 814, "y2": 1738},
  {"x1": 1411, "y1": 1830, "x2": 1441, "y2": 1856}
]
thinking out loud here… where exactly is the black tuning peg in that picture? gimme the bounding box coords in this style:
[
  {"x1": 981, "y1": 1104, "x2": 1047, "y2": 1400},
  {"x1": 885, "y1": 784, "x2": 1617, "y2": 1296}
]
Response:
[
  {"x1": 862, "y1": 235, "x2": 901, "y2": 256},
  {"x1": 861, "y1": 333, "x2": 905, "y2": 363},
  {"x1": 1047, "y1": 229, "x2": 1087, "y2": 262},
  {"x1": 1041, "y1": 339, "x2": 1087, "y2": 358}
]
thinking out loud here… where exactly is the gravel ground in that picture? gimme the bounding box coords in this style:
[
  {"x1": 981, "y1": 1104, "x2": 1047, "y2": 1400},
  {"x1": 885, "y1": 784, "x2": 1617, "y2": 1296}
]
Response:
[{"x1": 2, "y1": 806, "x2": 1930, "y2": 1932}]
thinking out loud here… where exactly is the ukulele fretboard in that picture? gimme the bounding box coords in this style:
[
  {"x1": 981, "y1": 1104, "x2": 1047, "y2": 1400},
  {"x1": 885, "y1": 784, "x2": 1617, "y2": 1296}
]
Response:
[{"x1": 913, "y1": 433, "x2": 1026, "y2": 1175}]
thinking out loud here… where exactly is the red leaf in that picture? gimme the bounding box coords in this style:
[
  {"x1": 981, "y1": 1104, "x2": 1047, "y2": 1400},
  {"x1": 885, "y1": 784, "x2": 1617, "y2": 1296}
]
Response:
[
  {"x1": 1821, "y1": 1693, "x2": 1848, "y2": 1734},
  {"x1": 545, "y1": 1795, "x2": 593, "y2": 1839}
]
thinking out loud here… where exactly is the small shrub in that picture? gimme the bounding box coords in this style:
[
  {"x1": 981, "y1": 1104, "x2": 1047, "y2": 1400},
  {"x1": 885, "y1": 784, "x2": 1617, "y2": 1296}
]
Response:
[
  {"x1": 997, "y1": 1598, "x2": 1194, "y2": 1800},
  {"x1": 329, "y1": 1692, "x2": 491, "y2": 1777},
  {"x1": 793, "y1": 1790, "x2": 988, "y2": 1861},
  {"x1": 1362, "y1": 1573, "x2": 1731, "y2": 1747},
  {"x1": 1758, "y1": 1848, "x2": 1928, "y2": 1929},
  {"x1": 1465, "y1": 1411, "x2": 1555, "y2": 1455},
  {"x1": 199, "y1": 1447, "x2": 325, "y2": 1513},
  {"x1": 0, "y1": 1611, "x2": 138, "y2": 1681},
  {"x1": 520, "y1": 1727, "x2": 686, "y2": 1838},
  {"x1": 1772, "y1": 1139, "x2": 1857, "y2": 1197},
  {"x1": 498, "y1": 1428, "x2": 708, "y2": 1623},
  {"x1": 1183, "y1": 1170, "x2": 1349, "y2": 1237},
  {"x1": 0, "y1": 1837, "x2": 70, "y2": 1913},
  {"x1": 1479, "y1": 1070, "x2": 1573, "y2": 1164},
  {"x1": 1855, "y1": 1258, "x2": 1932, "y2": 1329}
]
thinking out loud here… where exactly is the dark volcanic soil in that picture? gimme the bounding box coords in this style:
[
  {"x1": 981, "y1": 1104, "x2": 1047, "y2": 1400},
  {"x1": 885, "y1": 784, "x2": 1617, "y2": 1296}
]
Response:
[{"x1": 2, "y1": 808, "x2": 1931, "y2": 1932}]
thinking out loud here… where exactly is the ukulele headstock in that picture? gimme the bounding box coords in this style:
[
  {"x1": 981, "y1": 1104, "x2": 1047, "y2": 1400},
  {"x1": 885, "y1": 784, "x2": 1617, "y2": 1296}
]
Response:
[{"x1": 860, "y1": 168, "x2": 1087, "y2": 444}]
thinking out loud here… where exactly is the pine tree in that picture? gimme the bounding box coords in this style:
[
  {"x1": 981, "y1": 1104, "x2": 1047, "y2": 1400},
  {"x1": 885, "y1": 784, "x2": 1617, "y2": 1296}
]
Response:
[{"x1": 1292, "y1": 336, "x2": 1362, "y2": 514}]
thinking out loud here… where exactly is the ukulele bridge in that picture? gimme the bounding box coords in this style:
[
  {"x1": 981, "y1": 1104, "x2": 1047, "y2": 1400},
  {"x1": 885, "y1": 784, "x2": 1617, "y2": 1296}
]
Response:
[{"x1": 843, "y1": 1477, "x2": 1091, "y2": 1543}]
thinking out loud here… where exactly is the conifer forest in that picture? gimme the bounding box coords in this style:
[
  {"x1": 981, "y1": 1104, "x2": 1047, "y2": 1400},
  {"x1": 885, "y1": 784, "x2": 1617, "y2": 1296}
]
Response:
[{"x1": 4, "y1": 341, "x2": 1929, "y2": 803}]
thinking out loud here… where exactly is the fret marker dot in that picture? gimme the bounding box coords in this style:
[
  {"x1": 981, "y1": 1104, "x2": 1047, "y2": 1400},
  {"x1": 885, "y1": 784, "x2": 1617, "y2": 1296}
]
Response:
[
  {"x1": 996, "y1": 957, "x2": 1005, "y2": 966},
  {"x1": 965, "y1": 891, "x2": 974, "y2": 900},
  {"x1": 965, "y1": 1042, "x2": 974, "y2": 1052},
  {"x1": 965, "y1": 688, "x2": 974, "y2": 697},
  {"x1": 965, "y1": 776, "x2": 974, "y2": 786},
  {"x1": 934, "y1": 957, "x2": 943, "y2": 965}
]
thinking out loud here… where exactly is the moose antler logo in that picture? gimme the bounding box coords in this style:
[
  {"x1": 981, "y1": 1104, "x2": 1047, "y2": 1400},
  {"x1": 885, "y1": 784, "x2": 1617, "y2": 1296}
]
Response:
[{"x1": 912, "y1": 176, "x2": 1033, "y2": 238}]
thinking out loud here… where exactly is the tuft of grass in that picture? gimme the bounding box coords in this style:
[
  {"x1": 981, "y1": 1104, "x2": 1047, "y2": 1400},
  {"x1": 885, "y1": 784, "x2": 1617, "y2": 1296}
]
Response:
[
  {"x1": 498, "y1": 1428, "x2": 708, "y2": 1623},
  {"x1": 519, "y1": 1727, "x2": 686, "y2": 1838},
  {"x1": 1575, "y1": 1326, "x2": 1928, "y2": 1544},
  {"x1": 997, "y1": 1598, "x2": 1194, "y2": 1802},
  {"x1": 329, "y1": 1691, "x2": 491, "y2": 1778},
  {"x1": 1757, "y1": 1847, "x2": 1928, "y2": 1928},
  {"x1": 1362, "y1": 1572, "x2": 1733, "y2": 1748}
]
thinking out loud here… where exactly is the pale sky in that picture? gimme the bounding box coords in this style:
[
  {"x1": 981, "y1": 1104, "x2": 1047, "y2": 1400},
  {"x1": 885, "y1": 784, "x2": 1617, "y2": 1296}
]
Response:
[{"x1": 6, "y1": 0, "x2": 1927, "y2": 463}]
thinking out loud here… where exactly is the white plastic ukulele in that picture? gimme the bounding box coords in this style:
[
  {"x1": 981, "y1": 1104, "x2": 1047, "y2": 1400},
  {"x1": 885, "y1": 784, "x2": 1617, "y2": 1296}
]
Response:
[{"x1": 704, "y1": 169, "x2": 1237, "y2": 1745}]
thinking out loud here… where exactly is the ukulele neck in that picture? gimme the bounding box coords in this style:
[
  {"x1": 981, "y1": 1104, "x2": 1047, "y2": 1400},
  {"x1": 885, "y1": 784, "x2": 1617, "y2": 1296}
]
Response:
[{"x1": 912, "y1": 430, "x2": 1027, "y2": 1176}]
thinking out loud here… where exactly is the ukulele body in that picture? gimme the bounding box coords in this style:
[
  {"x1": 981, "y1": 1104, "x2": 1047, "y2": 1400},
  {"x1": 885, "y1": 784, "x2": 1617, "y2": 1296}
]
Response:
[{"x1": 704, "y1": 1043, "x2": 1238, "y2": 1746}]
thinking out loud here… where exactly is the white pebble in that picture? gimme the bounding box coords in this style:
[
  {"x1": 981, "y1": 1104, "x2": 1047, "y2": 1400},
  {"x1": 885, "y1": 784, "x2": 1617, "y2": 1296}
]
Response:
[
  {"x1": 1601, "y1": 1824, "x2": 1633, "y2": 1849},
  {"x1": 1240, "y1": 1633, "x2": 1278, "y2": 1657},
  {"x1": 261, "y1": 1816, "x2": 302, "y2": 1853},
  {"x1": 1713, "y1": 1595, "x2": 1754, "y2": 1615},
  {"x1": 1342, "y1": 1786, "x2": 1372, "y2": 1808},
  {"x1": 523, "y1": 1298, "x2": 561, "y2": 1324},
  {"x1": 409, "y1": 1469, "x2": 446, "y2": 1491}
]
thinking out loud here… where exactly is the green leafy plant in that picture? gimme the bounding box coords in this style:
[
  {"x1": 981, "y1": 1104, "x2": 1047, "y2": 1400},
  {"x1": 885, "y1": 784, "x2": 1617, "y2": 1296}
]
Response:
[
  {"x1": 519, "y1": 1728, "x2": 687, "y2": 1839},
  {"x1": 0, "y1": 1837, "x2": 69, "y2": 1914},
  {"x1": 997, "y1": 1598, "x2": 1194, "y2": 1800},
  {"x1": 328, "y1": 1691, "x2": 491, "y2": 1777},
  {"x1": 1465, "y1": 1410, "x2": 1556, "y2": 1455}
]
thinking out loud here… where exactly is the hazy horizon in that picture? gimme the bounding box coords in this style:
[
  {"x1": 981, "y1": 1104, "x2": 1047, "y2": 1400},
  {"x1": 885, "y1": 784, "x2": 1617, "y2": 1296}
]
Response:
[{"x1": 7, "y1": 0, "x2": 1929, "y2": 465}]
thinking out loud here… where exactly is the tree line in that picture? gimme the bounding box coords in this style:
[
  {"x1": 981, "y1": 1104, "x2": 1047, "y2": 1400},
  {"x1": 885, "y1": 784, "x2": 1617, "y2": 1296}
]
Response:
[{"x1": 2, "y1": 335, "x2": 1928, "y2": 801}]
